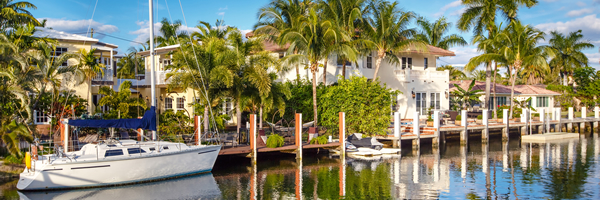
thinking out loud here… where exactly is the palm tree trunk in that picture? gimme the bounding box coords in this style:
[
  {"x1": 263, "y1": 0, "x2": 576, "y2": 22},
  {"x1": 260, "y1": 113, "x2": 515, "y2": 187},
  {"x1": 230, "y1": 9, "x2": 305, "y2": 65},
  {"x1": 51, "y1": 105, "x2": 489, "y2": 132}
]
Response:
[
  {"x1": 323, "y1": 56, "x2": 328, "y2": 86},
  {"x1": 204, "y1": 105, "x2": 209, "y2": 136},
  {"x1": 236, "y1": 100, "x2": 241, "y2": 135},
  {"x1": 311, "y1": 63, "x2": 318, "y2": 127},
  {"x1": 259, "y1": 105, "x2": 263, "y2": 130},
  {"x1": 485, "y1": 61, "x2": 491, "y2": 109},
  {"x1": 493, "y1": 63, "x2": 498, "y2": 120},
  {"x1": 509, "y1": 65, "x2": 519, "y2": 119},
  {"x1": 296, "y1": 65, "x2": 300, "y2": 82},
  {"x1": 373, "y1": 51, "x2": 384, "y2": 79},
  {"x1": 342, "y1": 60, "x2": 347, "y2": 80}
]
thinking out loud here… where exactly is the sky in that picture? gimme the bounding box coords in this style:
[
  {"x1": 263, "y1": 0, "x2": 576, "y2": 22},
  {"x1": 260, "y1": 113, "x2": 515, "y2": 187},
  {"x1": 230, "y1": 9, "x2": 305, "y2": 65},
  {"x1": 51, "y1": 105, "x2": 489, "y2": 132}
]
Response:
[{"x1": 28, "y1": 0, "x2": 600, "y2": 70}]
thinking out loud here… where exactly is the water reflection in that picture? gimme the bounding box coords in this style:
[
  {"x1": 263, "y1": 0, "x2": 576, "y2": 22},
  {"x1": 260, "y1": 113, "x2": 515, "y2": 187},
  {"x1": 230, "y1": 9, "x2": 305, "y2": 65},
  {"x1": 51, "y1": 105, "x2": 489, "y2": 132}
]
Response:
[{"x1": 2, "y1": 134, "x2": 600, "y2": 199}]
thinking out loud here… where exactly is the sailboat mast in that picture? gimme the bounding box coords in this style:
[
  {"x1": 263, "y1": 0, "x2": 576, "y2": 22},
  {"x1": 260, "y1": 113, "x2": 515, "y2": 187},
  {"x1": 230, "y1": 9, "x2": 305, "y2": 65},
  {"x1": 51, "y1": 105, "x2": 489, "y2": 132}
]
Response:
[{"x1": 148, "y1": 0, "x2": 157, "y2": 141}]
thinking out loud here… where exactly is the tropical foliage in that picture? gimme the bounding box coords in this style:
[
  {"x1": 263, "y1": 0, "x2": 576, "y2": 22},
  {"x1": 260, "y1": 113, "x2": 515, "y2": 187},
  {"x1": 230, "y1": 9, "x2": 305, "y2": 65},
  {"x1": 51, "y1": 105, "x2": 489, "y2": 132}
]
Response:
[
  {"x1": 98, "y1": 80, "x2": 147, "y2": 119},
  {"x1": 452, "y1": 80, "x2": 483, "y2": 110}
]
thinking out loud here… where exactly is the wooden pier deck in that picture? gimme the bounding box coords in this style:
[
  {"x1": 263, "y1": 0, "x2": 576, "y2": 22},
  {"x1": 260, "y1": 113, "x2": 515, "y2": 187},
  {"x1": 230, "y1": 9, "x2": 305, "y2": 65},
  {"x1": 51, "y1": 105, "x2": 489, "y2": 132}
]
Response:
[{"x1": 219, "y1": 142, "x2": 341, "y2": 156}]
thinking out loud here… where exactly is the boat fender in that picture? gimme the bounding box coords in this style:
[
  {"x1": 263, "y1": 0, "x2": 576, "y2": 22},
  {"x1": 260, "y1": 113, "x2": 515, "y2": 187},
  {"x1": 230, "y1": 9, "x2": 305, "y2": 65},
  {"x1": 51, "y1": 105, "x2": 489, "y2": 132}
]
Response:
[{"x1": 25, "y1": 152, "x2": 31, "y2": 170}]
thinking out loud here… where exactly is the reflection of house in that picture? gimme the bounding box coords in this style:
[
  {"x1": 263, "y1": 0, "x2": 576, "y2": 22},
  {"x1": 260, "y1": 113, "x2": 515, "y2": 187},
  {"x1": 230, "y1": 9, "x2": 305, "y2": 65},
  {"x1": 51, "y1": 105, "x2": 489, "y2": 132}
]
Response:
[
  {"x1": 449, "y1": 81, "x2": 561, "y2": 112},
  {"x1": 246, "y1": 32, "x2": 456, "y2": 118}
]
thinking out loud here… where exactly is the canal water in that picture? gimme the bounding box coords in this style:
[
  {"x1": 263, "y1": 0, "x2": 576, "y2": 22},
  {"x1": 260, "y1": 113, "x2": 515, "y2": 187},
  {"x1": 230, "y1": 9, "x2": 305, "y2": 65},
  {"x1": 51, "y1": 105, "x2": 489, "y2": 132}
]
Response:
[{"x1": 2, "y1": 133, "x2": 600, "y2": 199}]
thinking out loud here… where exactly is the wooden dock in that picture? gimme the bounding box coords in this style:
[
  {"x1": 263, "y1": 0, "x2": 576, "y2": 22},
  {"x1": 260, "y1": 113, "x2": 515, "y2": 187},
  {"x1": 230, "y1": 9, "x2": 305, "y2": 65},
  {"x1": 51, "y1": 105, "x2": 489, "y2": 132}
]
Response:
[{"x1": 219, "y1": 142, "x2": 341, "y2": 156}]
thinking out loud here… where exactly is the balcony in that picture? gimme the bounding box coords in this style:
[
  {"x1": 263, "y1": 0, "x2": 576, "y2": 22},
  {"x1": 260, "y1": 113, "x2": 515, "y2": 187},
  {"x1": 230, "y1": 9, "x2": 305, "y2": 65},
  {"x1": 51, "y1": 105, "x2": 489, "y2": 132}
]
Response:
[
  {"x1": 395, "y1": 69, "x2": 448, "y2": 82},
  {"x1": 92, "y1": 67, "x2": 113, "y2": 85}
]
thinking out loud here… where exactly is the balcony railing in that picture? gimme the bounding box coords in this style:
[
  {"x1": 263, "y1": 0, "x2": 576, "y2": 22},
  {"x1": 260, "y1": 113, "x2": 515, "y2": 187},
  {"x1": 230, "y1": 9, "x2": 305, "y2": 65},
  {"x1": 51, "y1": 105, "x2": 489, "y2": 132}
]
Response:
[
  {"x1": 93, "y1": 67, "x2": 113, "y2": 82},
  {"x1": 395, "y1": 69, "x2": 448, "y2": 82}
]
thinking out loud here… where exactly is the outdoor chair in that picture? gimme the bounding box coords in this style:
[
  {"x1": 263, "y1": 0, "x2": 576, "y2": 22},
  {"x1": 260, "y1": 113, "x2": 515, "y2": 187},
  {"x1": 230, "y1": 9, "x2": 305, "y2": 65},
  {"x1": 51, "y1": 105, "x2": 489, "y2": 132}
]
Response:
[{"x1": 222, "y1": 134, "x2": 238, "y2": 147}]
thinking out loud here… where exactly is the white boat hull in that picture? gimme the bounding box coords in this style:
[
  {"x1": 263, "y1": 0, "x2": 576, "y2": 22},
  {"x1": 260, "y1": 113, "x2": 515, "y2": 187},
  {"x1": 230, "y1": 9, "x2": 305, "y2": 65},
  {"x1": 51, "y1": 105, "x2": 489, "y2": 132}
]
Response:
[{"x1": 17, "y1": 145, "x2": 220, "y2": 190}]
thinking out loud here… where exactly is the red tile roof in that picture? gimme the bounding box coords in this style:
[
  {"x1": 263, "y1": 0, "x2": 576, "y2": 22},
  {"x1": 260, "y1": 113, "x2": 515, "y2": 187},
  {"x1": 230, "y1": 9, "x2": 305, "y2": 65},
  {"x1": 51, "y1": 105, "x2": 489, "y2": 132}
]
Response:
[{"x1": 449, "y1": 81, "x2": 560, "y2": 95}]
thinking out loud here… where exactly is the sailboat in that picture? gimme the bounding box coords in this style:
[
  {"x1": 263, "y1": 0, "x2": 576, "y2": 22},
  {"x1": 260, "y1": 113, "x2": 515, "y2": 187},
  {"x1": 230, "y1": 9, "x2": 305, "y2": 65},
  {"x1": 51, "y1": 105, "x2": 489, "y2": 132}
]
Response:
[{"x1": 16, "y1": 0, "x2": 221, "y2": 191}]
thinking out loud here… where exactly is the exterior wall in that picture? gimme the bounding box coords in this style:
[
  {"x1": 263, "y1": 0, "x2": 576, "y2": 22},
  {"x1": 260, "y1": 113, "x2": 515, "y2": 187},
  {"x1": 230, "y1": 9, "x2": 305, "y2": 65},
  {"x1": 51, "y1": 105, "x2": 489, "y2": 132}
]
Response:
[{"x1": 275, "y1": 51, "x2": 449, "y2": 119}]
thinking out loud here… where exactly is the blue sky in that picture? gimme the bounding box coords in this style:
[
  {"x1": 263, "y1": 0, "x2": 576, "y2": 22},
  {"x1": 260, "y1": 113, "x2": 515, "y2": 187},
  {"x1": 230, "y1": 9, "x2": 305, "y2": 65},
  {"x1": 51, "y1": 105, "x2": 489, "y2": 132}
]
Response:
[{"x1": 28, "y1": 0, "x2": 600, "y2": 69}]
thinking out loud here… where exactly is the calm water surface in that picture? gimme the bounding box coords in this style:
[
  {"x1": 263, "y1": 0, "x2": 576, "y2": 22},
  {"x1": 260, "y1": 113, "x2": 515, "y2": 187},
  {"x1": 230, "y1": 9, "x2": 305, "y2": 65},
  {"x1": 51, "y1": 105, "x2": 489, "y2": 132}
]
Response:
[{"x1": 2, "y1": 133, "x2": 600, "y2": 199}]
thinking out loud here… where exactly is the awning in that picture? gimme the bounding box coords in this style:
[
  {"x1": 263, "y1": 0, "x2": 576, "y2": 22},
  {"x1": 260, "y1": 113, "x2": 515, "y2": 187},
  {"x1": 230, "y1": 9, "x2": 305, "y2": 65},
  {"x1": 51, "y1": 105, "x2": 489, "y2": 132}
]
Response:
[{"x1": 67, "y1": 107, "x2": 157, "y2": 131}]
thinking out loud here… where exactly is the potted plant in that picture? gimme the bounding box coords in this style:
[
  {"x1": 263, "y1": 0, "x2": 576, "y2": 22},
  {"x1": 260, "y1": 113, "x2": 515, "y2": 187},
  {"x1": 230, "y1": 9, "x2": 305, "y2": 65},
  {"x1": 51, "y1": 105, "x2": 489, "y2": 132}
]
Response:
[
  {"x1": 455, "y1": 115, "x2": 462, "y2": 126},
  {"x1": 427, "y1": 114, "x2": 434, "y2": 127},
  {"x1": 532, "y1": 113, "x2": 540, "y2": 121}
]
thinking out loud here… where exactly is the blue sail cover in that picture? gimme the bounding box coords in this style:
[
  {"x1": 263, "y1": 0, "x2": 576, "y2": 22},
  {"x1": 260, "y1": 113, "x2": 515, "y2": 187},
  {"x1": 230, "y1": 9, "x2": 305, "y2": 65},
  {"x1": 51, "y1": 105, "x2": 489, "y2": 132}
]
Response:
[{"x1": 68, "y1": 106, "x2": 157, "y2": 131}]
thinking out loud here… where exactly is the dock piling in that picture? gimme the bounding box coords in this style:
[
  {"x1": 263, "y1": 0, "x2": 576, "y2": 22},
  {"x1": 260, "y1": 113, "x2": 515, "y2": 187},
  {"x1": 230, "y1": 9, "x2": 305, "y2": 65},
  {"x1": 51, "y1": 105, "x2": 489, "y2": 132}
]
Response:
[
  {"x1": 461, "y1": 110, "x2": 468, "y2": 146},
  {"x1": 250, "y1": 114, "x2": 257, "y2": 164},
  {"x1": 339, "y1": 112, "x2": 346, "y2": 156},
  {"x1": 393, "y1": 112, "x2": 400, "y2": 148},
  {"x1": 568, "y1": 107, "x2": 574, "y2": 132},
  {"x1": 595, "y1": 107, "x2": 599, "y2": 129},
  {"x1": 433, "y1": 111, "x2": 440, "y2": 148},
  {"x1": 482, "y1": 109, "x2": 489, "y2": 144},
  {"x1": 503, "y1": 109, "x2": 509, "y2": 141},
  {"x1": 413, "y1": 111, "x2": 420, "y2": 150},
  {"x1": 295, "y1": 113, "x2": 302, "y2": 161}
]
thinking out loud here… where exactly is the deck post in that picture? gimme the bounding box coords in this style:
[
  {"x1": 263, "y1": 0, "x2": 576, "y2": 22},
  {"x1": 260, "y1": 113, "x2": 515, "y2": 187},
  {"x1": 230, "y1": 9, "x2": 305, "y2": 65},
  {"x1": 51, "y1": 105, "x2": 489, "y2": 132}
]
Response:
[
  {"x1": 556, "y1": 108, "x2": 562, "y2": 132},
  {"x1": 62, "y1": 119, "x2": 69, "y2": 153},
  {"x1": 393, "y1": 112, "x2": 401, "y2": 148},
  {"x1": 539, "y1": 108, "x2": 545, "y2": 133},
  {"x1": 413, "y1": 111, "x2": 420, "y2": 150},
  {"x1": 568, "y1": 107, "x2": 574, "y2": 132},
  {"x1": 295, "y1": 113, "x2": 302, "y2": 160},
  {"x1": 482, "y1": 109, "x2": 489, "y2": 144},
  {"x1": 582, "y1": 107, "x2": 587, "y2": 133},
  {"x1": 594, "y1": 107, "x2": 599, "y2": 129},
  {"x1": 339, "y1": 112, "x2": 346, "y2": 156},
  {"x1": 194, "y1": 115, "x2": 201, "y2": 145},
  {"x1": 250, "y1": 114, "x2": 257, "y2": 164},
  {"x1": 461, "y1": 110, "x2": 468, "y2": 146},
  {"x1": 433, "y1": 111, "x2": 440, "y2": 148},
  {"x1": 503, "y1": 109, "x2": 509, "y2": 141}
]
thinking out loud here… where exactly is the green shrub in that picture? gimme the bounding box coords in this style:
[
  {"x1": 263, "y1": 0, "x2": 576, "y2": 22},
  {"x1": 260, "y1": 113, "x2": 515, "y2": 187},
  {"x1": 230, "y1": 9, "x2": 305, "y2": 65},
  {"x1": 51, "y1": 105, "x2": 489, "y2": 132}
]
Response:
[
  {"x1": 456, "y1": 115, "x2": 462, "y2": 120},
  {"x1": 4, "y1": 155, "x2": 23, "y2": 165},
  {"x1": 533, "y1": 113, "x2": 540, "y2": 117},
  {"x1": 266, "y1": 134, "x2": 284, "y2": 148},
  {"x1": 310, "y1": 135, "x2": 328, "y2": 145},
  {"x1": 477, "y1": 115, "x2": 482, "y2": 120}
]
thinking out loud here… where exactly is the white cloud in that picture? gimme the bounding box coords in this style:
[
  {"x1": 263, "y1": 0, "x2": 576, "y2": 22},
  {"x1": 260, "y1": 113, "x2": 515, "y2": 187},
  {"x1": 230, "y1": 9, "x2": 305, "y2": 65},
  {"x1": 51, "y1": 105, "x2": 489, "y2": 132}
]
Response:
[
  {"x1": 565, "y1": 8, "x2": 594, "y2": 17},
  {"x1": 434, "y1": 1, "x2": 462, "y2": 17},
  {"x1": 585, "y1": 52, "x2": 600, "y2": 69},
  {"x1": 40, "y1": 18, "x2": 118, "y2": 39},
  {"x1": 536, "y1": 14, "x2": 600, "y2": 41},
  {"x1": 576, "y1": 1, "x2": 587, "y2": 6},
  {"x1": 438, "y1": 47, "x2": 481, "y2": 68},
  {"x1": 219, "y1": 6, "x2": 228, "y2": 11},
  {"x1": 129, "y1": 20, "x2": 200, "y2": 45},
  {"x1": 217, "y1": 12, "x2": 225, "y2": 16}
]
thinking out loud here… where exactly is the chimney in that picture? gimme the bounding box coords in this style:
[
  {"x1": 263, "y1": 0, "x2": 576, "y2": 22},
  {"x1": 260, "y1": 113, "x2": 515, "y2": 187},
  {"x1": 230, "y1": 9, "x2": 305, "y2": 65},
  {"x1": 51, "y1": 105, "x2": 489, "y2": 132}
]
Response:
[{"x1": 90, "y1": 28, "x2": 94, "y2": 38}]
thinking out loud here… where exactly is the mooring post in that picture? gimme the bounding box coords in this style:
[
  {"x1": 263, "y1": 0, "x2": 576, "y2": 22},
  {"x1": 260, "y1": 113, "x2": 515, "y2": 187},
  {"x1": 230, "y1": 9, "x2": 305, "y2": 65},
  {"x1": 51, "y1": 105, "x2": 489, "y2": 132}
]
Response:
[
  {"x1": 194, "y1": 115, "x2": 201, "y2": 145},
  {"x1": 556, "y1": 107, "x2": 562, "y2": 132},
  {"x1": 460, "y1": 110, "x2": 468, "y2": 146},
  {"x1": 339, "y1": 112, "x2": 346, "y2": 156},
  {"x1": 393, "y1": 112, "x2": 401, "y2": 148},
  {"x1": 568, "y1": 107, "x2": 574, "y2": 132},
  {"x1": 433, "y1": 111, "x2": 440, "y2": 148},
  {"x1": 61, "y1": 119, "x2": 69, "y2": 153},
  {"x1": 539, "y1": 108, "x2": 545, "y2": 134},
  {"x1": 581, "y1": 107, "x2": 587, "y2": 133},
  {"x1": 521, "y1": 109, "x2": 528, "y2": 135},
  {"x1": 503, "y1": 109, "x2": 509, "y2": 141},
  {"x1": 295, "y1": 113, "x2": 303, "y2": 161},
  {"x1": 595, "y1": 107, "x2": 599, "y2": 129},
  {"x1": 482, "y1": 109, "x2": 489, "y2": 144},
  {"x1": 250, "y1": 114, "x2": 257, "y2": 165},
  {"x1": 413, "y1": 111, "x2": 420, "y2": 150}
]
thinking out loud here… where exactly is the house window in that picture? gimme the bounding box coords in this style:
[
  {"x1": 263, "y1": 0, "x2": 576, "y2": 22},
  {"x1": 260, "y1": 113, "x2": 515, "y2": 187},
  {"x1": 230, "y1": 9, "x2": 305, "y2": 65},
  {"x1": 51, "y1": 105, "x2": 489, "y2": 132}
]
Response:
[
  {"x1": 51, "y1": 47, "x2": 68, "y2": 66},
  {"x1": 402, "y1": 57, "x2": 412, "y2": 69},
  {"x1": 424, "y1": 58, "x2": 428, "y2": 69},
  {"x1": 366, "y1": 53, "x2": 373, "y2": 69},
  {"x1": 537, "y1": 97, "x2": 549, "y2": 107},
  {"x1": 35, "y1": 110, "x2": 49, "y2": 124},
  {"x1": 494, "y1": 96, "x2": 507, "y2": 107},
  {"x1": 177, "y1": 97, "x2": 185, "y2": 110},
  {"x1": 165, "y1": 97, "x2": 173, "y2": 110},
  {"x1": 336, "y1": 56, "x2": 351, "y2": 66},
  {"x1": 416, "y1": 92, "x2": 427, "y2": 114},
  {"x1": 430, "y1": 93, "x2": 441, "y2": 110}
]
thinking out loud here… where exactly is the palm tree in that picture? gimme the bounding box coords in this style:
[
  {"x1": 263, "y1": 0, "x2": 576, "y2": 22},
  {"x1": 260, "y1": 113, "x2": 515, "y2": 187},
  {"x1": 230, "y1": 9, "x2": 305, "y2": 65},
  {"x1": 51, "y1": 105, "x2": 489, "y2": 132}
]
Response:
[
  {"x1": 98, "y1": 80, "x2": 147, "y2": 119},
  {"x1": 547, "y1": 30, "x2": 594, "y2": 86},
  {"x1": 117, "y1": 47, "x2": 145, "y2": 79},
  {"x1": 192, "y1": 19, "x2": 235, "y2": 42},
  {"x1": 458, "y1": 0, "x2": 539, "y2": 110},
  {"x1": 0, "y1": 0, "x2": 39, "y2": 29},
  {"x1": 415, "y1": 16, "x2": 467, "y2": 50},
  {"x1": 74, "y1": 48, "x2": 105, "y2": 113},
  {"x1": 255, "y1": 0, "x2": 313, "y2": 81},
  {"x1": 452, "y1": 80, "x2": 483, "y2": 110},
  {"x1": 155, "y1": 18, "x2": 187, "y2": 47},
  {"x1": 436, "y1": 65, "x2": 466, "y2": 80},
  {"x1": 467, "y1": 21, "x2": 547, "y2": 119},
  {"x1": 281, "y1": 8, "x2": 345, "y2": 126},
  {"x1": 470, "y1": 70, "x2": 487, "y2": 81},
  {"x1": 519, "y1": 62, "x2": 549, "y2": 85},
  {"x1": 360, "y1": 0, "x2": 422, "y2": 79},
  {"x1": 319, "y1": 0, "x2": 364, "y2": 81}
]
